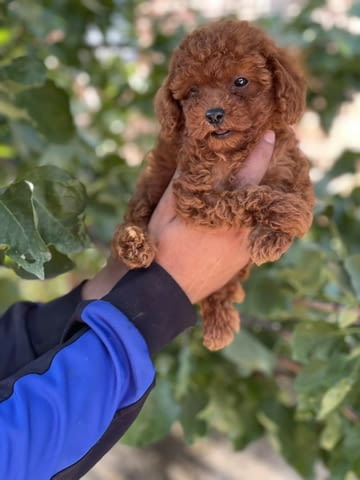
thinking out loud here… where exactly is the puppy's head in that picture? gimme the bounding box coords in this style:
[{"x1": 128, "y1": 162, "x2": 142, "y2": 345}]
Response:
[{"x1": 155, "y1": 19, "x2": 306, "y2": 152}]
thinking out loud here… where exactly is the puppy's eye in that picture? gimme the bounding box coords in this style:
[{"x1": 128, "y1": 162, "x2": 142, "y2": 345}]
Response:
[
  {"x1": 234, "y1": 77, "x2": 249, "y2": 87},
  {"x1": 187, "y1": 86, "x2": 199, "y2": 97}
]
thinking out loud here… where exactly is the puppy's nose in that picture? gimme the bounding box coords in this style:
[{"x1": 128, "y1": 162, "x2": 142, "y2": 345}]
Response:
[{"x1": 205, "y1": 107, "x2": 225, "y2": 125}]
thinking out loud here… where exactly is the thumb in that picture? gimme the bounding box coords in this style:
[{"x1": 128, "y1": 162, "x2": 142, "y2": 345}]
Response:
[
  {"x1": 236, "y1": 130, "x2": 275, "y2": 186},
  {"x1": 148, "y1": 176, "x2": 176, "y2": 234}
]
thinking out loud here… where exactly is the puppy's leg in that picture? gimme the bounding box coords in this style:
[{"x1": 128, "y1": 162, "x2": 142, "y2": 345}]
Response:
[
  {"x1": 112, "y1": 150, "x2": 176, "y2": 268},
  {"x1": 200, "y1": 281, "x2": 242, "y2": 351},
  {"x1": 242, "y1": 185, "x2": 313, "y2": 264},
  {"x1": 243, "y1": 186, "x2": 313, "y2": 235},
  {"x1": 200, "y1": 264, "x2": 250, "y2": 350}
]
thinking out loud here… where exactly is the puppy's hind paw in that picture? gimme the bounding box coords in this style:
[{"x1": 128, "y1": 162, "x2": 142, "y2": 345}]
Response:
[
  {"x1": 202, "y1": 306, "x2": 240, "y2": 351},
  {"x1": 112, "y1": 225, "x2": 155, "y2": 269}
]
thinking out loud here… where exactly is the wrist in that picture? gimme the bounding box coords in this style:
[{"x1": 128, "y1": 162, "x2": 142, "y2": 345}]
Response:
[
  {"x1": 82, "y1": 257, "x2": 129, "y2": 300},
  {"x1": 102, "y1": 262, "x2": 196, "y2": 354}
]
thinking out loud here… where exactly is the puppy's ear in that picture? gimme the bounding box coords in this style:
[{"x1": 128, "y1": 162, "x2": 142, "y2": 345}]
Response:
[
  {"x1": 154, "y1": 77, "x2": 183, "y2": 138},
  {"x1": 269, "y1": 50, "x2": 306, "y2": 124}
]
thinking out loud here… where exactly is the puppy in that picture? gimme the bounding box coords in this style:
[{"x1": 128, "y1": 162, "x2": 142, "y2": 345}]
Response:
[{"x1": 112, "y1": 19, "x2": 315, "y2": 351}]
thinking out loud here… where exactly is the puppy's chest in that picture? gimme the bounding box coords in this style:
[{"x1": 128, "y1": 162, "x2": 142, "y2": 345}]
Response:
[
  {"x1": 177, "y1": 146, "x2": 247, "y2": 190},
  {"x1": 210, "y1": 161, "x2": 237, "y2": 190}
]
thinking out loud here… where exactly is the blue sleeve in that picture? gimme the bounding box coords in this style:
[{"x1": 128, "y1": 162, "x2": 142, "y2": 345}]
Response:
[
  {"x1": 0, "y1": 263, "x2": 196, "y2": 480},
  {"x1": 0, "y1": 282, "x2": 85, "y2": 380}
]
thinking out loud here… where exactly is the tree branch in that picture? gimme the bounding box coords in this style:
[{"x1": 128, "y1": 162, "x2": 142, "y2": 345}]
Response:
[
  {"x1": 293, "y1": 298, "x2": 360, "y2": 319},
  {"x1": 341, "y1": 406, "x2": 360, "y2": 424}
]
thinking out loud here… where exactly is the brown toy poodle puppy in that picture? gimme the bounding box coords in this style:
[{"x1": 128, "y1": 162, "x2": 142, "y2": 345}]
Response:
[{"x1": 112, "y1": 19, "x2": 315, "y2": 351}]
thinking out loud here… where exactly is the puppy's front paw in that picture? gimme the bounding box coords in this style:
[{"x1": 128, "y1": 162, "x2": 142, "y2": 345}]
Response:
[
  {"x1": 112, "y1": 224, "x2": 155, "y2": 269},
  {"x1": 249, "y1": 225, "x2": 292, "y2": 265}
]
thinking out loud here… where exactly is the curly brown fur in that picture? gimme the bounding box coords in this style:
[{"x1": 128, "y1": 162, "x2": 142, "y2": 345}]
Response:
[{"x1": 112, "y1": 19, "x2": 315, "y2": 351}]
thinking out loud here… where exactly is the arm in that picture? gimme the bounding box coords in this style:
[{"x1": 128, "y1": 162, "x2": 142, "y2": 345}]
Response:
[
  {"x1": 0, "y1": 264, "x2": 195, "y2": 480},
  {"x1": 0, "y1": 133, "x2": 274, "y2": 480}
]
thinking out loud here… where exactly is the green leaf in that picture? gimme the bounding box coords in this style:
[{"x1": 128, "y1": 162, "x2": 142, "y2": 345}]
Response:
[
  {"x1": 328, "y1": 452, "x2": 352, "y2": 480},
  {"x1": 283, "y1": 421, "x2": 319, "y2": 477},
  {"x1": 327, "y1": 150, "x2": 360, "y2": 178},
  {"x1": 8, "y1": 121, "x2": 45, "y2": 157},
  {"x1": 291, "y1": 322, "x2": 339, "y2": 363},
  {"x1": 179, "y1": 391, "x2": 208, "y2": 444},
  {"x1": 16, "y1": 80, "x2": 75, "y2": 143},
  {"x1": 0, "y1": 92, "x2": 27, "y2": 119},
  {"x1": 338, "y1": 309, "x2": 359, "y2": 328},
  {"x1": 317, "y1": 378, "x2": 355, "y2": 421},
  {"x1": 343, "y1": 425, "x2": 360, "y2": 473},
  {"x1": 20, "y1": 166, "x2": 89, "y2": 254},
  {"x1": 222, "y1": 329, "x2": 276, "y2": 377},
  {"x1": 198, "y1": 390, "x2": 244, "y2": 439},
  {"x1": 295, "y1": 355, "x2": 349, "y2": 396},
  {"x1": 0, "y1": 27, "x2": 11, "y2": 46},
  {"x1": 9, "y1": 246, "x2": 75, "y2": 280},
  {"x1": 259, "y1": 400, "x2": 319, "y2": 477},
  {"x1": 0, "y1": 181, "x2": 50, "y2": 278},
  {"x1": 344, "y1": 255, "x2": 360, "y2": 300},
  {"x1": 121, "y1": 378, "x2": 180, "y2": 447},
  {"x1": 43, "y1": 247, "x2": 76, "y2": 278},
  {"x1": 242, "y1": 270, "x2": 291, "y2": 319},
  {"x1": 174, "y1": 344, "x2": 193, "y2": 400},
  {"x1": 279, "y1": 244, "x2": 330, "y2": 295},
  {"x1": 0, "y1": 56, "x2": 47, "y2": 87},
  {"x1": 294, "y1": 354, "x2": 353, "y2": 420},
  {"x1": 320, "y1": 412, "x2": 343, "y2": 451}
]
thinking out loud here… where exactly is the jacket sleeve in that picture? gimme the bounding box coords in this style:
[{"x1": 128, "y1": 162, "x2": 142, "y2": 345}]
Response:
[
  {"x1": 0, "y1": 263, "x2": 196, "y2": 480},
  {"x1": 0, "y1": 281, "x2": 85, "y2": 380}
]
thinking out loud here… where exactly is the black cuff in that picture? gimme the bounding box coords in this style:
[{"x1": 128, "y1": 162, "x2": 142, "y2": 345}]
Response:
[{"x1": 102, "y1": 263, "x2": 197, "y2": 355}]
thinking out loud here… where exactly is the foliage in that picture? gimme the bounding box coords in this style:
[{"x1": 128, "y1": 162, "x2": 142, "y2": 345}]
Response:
[{"x1": 1, "y1": 0, "x2": 360, "y2": 478}]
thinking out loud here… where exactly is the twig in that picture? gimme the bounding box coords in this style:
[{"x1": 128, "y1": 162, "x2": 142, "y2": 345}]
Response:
[
  {"x1": 276, "y1": 356, "x2": 302, "y2": 374},
  {"x1": 293, "y1": 298, "x2": 360, "y2": 319},
  {"x1": 341, "y1": 406, "x2": 360, "y2": 424}
]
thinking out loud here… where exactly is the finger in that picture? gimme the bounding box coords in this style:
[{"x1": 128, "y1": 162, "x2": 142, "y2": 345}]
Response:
[
  {"x1": 236, "y1": 130, "x2": 275, "y2": 186},
  {"x1": 148, "y1": 175, "x2": 176, "y2": 235}
]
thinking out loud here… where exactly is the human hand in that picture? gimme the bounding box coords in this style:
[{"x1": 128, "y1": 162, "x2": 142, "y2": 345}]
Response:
[{"x1": 148, "y1": 131, "x2": 275, "y2": 303}]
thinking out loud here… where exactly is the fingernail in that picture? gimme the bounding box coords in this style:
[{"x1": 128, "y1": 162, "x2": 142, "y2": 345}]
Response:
[{"x1": 264, "y1": 130, "x2": 275, "y2": 144}]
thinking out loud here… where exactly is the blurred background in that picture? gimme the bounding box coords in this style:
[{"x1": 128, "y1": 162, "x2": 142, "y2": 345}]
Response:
[{"x1": 1, "y1": 0, "x2": 360, "y2": 479}]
